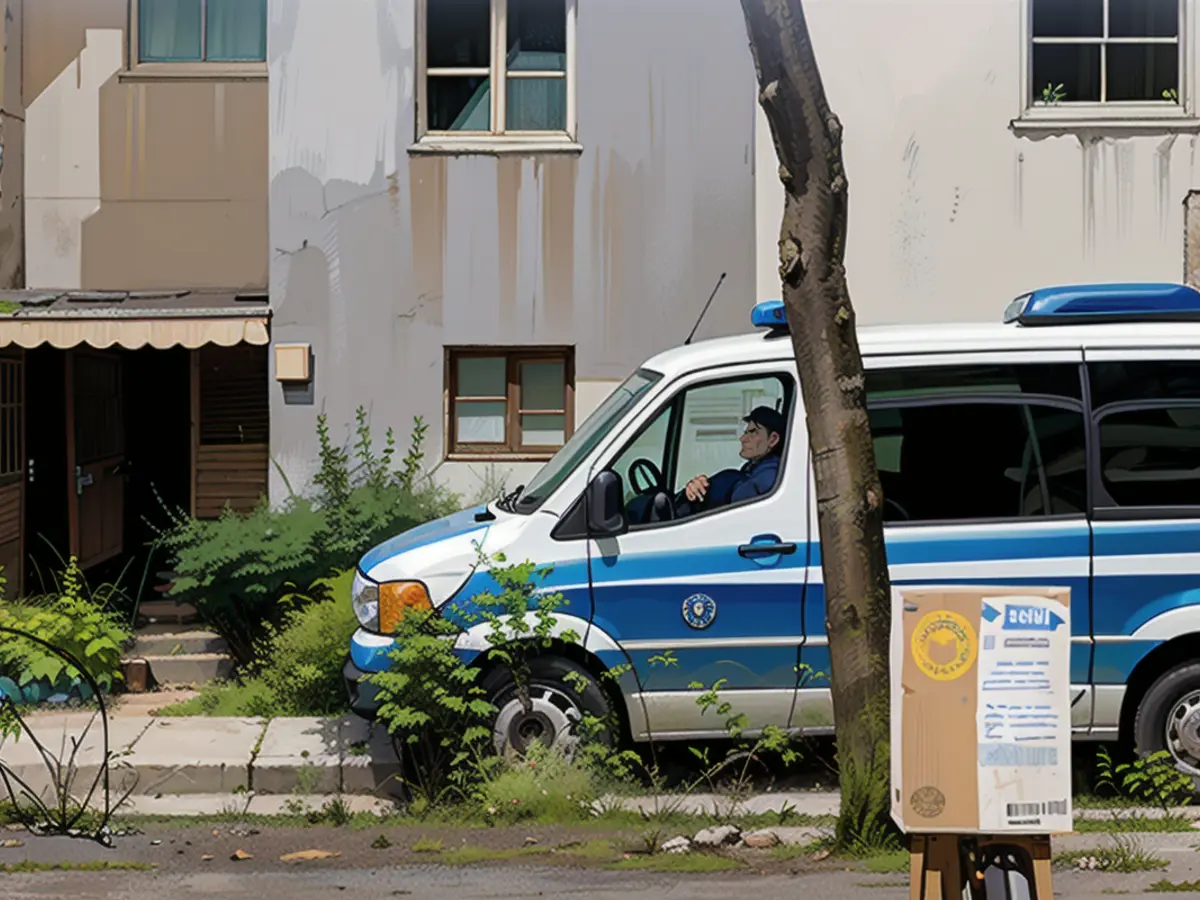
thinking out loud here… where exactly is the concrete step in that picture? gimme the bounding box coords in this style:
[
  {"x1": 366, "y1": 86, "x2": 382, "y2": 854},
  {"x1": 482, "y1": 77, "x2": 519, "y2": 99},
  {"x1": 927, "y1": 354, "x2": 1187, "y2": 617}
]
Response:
[
  {"x1": 133, "y1": 631, "x2": 228, "y2": 657},
  {"x1": 142, "y1": 652, "x2": 234, "y2": 687}
]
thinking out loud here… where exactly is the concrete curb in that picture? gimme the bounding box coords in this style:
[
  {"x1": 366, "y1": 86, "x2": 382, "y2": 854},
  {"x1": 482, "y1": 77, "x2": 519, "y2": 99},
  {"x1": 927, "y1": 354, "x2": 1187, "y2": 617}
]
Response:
[{"x1": 0, "y1": 714, "x2": 402, "y2": 802}]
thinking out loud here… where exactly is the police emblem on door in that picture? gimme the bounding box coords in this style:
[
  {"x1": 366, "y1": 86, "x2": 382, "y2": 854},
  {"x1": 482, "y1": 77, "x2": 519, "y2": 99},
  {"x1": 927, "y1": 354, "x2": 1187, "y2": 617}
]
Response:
[{"x1": 682, "y1": 593, "x2": 717, "y2": 630}]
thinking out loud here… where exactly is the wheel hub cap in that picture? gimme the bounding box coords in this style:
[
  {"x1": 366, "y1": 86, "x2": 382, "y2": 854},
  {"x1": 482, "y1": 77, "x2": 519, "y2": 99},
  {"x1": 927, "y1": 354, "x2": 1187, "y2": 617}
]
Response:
[
  {"x1": 493, "y1": 685, "x2": 582, "y2": 755},
  {"x1": 1166, "y1": 690, "x2": 1200, "y2": 772}
]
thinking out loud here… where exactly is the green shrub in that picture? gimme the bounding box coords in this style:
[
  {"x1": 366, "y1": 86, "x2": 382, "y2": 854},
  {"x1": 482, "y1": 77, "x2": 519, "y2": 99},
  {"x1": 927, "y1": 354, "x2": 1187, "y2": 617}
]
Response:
[
  {"x1": 0, "y1": 558, "x2": 131, "y2": 695},
  {"x1": 255, "y1": 570, "x2": 359, "y2": 716},
  {"x1": 158, "y1": 570, "x2": 359, "y2": 718},
  {"x1": 157, "y1": 410, "x2": 455, "y2": 661}
]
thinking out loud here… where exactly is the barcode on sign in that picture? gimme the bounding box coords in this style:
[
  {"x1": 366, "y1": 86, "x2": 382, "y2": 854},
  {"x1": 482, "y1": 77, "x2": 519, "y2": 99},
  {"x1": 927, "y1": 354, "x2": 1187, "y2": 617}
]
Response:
[
  {"x1": 1006, "y1": 800, "x2": 1068, "y2": 818},
  {"x1": 1007, "y1": 803, "x2": 1040, "y2": 818}
]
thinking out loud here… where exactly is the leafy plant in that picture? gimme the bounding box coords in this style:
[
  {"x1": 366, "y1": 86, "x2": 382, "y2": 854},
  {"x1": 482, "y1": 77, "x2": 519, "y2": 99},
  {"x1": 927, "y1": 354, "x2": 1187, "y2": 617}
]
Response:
[
  {"x1": 159, "y1": 571, "x2": 358, "y2": 718},
  {"x1": 1056, "y1": 833, "x2": 1167, "y2": 873},
  {"x1": 1164, "y1": 88, "x2": 1180, "y2": 103},
  {"x1": 1041, "y1": 82, "x2": 1067, "y2": 104},
  {"x1": 156, "y1": 412, "x2": 454, "y2": 661},
  {"x1": 0, "y1": 558, "x2": 131, "y2": 695},
  {"x1": 1095, "y1": 746, "x2": 1193, "y2": 813}
]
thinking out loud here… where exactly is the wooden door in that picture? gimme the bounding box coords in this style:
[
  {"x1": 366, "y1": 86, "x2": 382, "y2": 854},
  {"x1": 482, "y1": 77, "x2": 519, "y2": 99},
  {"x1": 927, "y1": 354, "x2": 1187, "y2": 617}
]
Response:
[
  {"x1": 68, "y1": 350, "x2": 125, "y2": 570},
  {"x1": 0, "y1": 352, "x2": 24, "y2": 594}
]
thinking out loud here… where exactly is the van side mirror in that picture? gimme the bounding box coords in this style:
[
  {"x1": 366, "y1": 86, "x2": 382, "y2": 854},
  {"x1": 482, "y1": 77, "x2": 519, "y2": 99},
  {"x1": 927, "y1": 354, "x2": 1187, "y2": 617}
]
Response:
[{"x1": 586, "y1": 470, "x2": 628, "y2": 536}]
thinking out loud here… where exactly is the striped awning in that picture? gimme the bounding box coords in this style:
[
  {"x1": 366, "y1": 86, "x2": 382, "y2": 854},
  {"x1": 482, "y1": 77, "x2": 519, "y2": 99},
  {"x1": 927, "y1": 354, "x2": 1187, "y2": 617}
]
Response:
[{"x1": 0, "y1": 290, "x2": 270, "y2": 350}]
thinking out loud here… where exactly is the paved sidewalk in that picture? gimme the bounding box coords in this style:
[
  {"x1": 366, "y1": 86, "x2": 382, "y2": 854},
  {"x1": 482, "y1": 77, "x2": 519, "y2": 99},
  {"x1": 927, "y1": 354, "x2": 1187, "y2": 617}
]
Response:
[{"x1": 1, "y1": 714, "x2": 401, "y2": 800}]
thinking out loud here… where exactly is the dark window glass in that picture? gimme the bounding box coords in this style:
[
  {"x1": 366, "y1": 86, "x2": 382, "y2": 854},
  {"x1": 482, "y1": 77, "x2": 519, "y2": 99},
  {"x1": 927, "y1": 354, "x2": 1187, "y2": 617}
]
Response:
[
  {"x1": 1109, "y1": 0, "x2": 1179, "y2": 38},
  {"x1": 427, "y1": 0, "x2": 490, "y2": 69},
  {"x1": 1032, "y1": 44, "x2": 1102, "y2": 104},
  {"x1": 1107, "y1": 44, "x2": 1178, "y2": 103},
  {"x1": 1033, "y1": 0, "x2": 1103, "y2": 37},
  {"x1": 1089, "y1": 361, "x2": 1200, "y2": 408},
  {"x1": 867, "y1": 363, "x2": 1082, "y2": 402},
  {"x1": 1098, "y1": 406, "x2": 1200, "y2": 507},
  {"x1": 870, "y1": 403, "x2": 1088, "y2": 523}
]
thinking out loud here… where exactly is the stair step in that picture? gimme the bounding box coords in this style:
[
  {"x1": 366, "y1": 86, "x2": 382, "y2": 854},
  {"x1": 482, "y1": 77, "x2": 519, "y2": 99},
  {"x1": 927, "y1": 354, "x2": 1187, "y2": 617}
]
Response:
[
  {"x1": 141, "y1": 653, "x2": 234, "y2": 687},
  {"x1": 134, "y1": 631, "x2": 228, "y2": 657}
]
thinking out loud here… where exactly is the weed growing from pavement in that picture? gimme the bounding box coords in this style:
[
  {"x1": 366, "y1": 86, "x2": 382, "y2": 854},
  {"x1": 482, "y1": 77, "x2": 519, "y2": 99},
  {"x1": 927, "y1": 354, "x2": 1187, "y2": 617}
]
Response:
[
  {"x1": 410, "y1": 836, "x2": 444, "y2": 853},
  {"x1": 2, "y1": 860, "x2": 155, "y2": 874},
  {"x1": 1055, "y1": 833, "x2": 1168, "y2": 873},
  {"x1": 1074, "y1": 814, "x2": 1193, "y2": 833},
  {"x1": 1149, "y1": 879, "x2": 1200, "y2": 892}
]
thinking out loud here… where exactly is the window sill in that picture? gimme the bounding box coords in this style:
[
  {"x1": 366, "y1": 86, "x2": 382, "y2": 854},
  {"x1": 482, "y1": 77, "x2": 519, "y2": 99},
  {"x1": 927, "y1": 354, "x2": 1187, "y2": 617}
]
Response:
[
  {"x1": 1012, "y1": 107, "x2": 1200, "y2": 135},
  {"x1": 120, "y1": 63, "x2": 267, "y2": 83},
  {"x1": 445, "y1": 452, "x2": 558, "y2": 463},
  {"x1": 409, "y1": 137, "x2": 584, "y2": 157}
]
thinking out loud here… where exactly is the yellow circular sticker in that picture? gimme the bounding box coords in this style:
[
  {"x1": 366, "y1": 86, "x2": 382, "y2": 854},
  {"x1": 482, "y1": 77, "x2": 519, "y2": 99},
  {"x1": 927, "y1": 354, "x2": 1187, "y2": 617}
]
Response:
[{"x1": 911, "y1": 610, "x2": 978, "y2": 681}]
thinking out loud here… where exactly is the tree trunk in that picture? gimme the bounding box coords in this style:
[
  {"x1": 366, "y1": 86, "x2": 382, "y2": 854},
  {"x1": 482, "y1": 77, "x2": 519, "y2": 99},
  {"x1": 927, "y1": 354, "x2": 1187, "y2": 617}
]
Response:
[{"x1": 739, "y1": 0, "x2": 895, "y2": 848}]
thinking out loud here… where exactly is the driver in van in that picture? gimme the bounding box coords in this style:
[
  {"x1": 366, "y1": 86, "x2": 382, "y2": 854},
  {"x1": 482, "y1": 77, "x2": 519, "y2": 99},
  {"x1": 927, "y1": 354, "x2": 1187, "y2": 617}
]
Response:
[{"x1": 676, "y1": 406, "x2": 786, "y2": 515}]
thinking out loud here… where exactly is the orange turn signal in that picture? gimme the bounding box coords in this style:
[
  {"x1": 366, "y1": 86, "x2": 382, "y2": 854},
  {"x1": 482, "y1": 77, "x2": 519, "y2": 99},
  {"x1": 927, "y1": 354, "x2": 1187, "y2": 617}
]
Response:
[{"x1": 378, "y1": 581, "x2": 433, "y2": 633}]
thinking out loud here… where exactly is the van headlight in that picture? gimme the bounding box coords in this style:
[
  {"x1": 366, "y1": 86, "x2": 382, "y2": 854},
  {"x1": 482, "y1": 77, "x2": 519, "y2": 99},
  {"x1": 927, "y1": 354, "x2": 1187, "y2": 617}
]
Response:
[{"x1": 351, "y1": 571, "x2": 380, "y2": 630}]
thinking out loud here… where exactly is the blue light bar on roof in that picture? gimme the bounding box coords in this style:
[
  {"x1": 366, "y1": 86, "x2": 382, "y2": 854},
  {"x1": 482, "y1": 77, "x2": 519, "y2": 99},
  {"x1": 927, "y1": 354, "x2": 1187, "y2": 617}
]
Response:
[
  {"x1": 1005, "y1": 282, "x2": 1200, "y2": 326},
  {"x1": 752, "y1": 299, "x2": 787, "y2": 331}
]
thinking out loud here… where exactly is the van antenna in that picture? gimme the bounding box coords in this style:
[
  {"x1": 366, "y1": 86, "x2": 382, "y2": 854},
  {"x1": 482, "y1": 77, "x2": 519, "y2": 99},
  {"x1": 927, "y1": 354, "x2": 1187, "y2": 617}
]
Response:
[{"x1": 684, "y1": 272, "x2": 727, "y2": 345}]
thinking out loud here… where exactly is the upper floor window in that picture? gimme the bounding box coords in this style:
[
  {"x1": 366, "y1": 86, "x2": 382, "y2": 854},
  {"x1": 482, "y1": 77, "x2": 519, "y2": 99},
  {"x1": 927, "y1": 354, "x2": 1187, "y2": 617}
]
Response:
[
  {"x1": 1020, "y1": 0, "x2": 1191, "y2": 127},
  {"x1": 417, "y1": 0, "x2": 578, "y2": 149},
  {"x1": 135, "y1": 0, "x2": 267, "y2": 64}
]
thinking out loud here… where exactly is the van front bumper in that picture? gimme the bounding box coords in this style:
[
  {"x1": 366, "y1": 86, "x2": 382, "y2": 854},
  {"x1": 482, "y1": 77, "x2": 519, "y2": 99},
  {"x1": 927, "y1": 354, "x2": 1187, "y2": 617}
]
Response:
[{"x1": 342, "y1": 657, "x2": 382, "y2": 720}]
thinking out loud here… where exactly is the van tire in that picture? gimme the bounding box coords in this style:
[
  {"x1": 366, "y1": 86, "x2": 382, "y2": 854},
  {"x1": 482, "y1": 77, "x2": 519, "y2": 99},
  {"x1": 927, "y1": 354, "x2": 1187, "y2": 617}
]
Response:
[
  {"x1": 1133, "y1": 661, "x2": 1200, "y2": 779},
  {"x1": 482, "y1": 656, "x2": 613, "y2": 757}
]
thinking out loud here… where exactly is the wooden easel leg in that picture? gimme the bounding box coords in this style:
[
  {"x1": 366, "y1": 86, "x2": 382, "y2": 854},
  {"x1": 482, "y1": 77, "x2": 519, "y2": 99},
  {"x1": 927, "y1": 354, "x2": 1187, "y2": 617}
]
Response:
[
  {"x1": 912, "y1": 835, "x2": 962, "y2": 900},
  {"x1": 910, "y1": 837, "x2": 926, "y2": 900},
  {"x1": 1030, "y1": 836, "x2": 1054, "y2": 900}
]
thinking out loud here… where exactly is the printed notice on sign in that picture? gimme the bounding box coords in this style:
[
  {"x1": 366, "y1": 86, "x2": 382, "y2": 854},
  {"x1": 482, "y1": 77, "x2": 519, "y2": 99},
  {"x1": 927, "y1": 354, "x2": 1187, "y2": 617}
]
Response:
[{"x1": 975, "y1": 594, "x2": 1073, "y2": 833}]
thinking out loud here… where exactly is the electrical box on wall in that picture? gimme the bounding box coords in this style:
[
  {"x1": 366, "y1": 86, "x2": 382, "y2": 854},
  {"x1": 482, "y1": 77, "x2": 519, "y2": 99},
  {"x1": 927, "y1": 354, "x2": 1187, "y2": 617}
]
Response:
[{"x1": 274, "y1": 343, "x2": 311, "y2": 382}]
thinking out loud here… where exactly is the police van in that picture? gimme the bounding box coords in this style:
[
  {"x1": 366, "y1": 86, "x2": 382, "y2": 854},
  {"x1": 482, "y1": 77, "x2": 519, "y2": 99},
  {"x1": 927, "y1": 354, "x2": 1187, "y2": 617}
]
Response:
[{"x1": 345, "y1": 283, "x2": 1200, "y2": 774}]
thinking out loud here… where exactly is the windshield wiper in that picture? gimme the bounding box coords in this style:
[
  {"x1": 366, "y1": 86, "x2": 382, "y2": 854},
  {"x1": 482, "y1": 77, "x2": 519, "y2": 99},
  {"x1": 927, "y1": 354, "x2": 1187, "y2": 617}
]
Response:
[{"x1": 496, "y1": 484, "x2": 525, "y2": 513}]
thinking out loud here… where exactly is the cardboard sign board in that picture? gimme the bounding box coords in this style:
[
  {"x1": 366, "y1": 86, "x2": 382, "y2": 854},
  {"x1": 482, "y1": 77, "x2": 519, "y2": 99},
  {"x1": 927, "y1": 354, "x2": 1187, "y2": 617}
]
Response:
[{"x1": 890, "y1": 585, "x2": 1073, "y2": 835}]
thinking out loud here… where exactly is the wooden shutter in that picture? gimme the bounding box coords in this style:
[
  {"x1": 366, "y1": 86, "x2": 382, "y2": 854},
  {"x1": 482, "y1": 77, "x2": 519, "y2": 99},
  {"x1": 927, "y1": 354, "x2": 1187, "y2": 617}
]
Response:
[{"x1": 193, "y1": 345, "x2": 269, "y2": 518}]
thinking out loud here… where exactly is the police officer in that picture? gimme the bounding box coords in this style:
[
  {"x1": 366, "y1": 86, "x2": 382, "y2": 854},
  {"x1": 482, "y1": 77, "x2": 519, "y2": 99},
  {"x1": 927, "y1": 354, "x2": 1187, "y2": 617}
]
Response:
[{"x1": 679, "y1": 405, "x2": 786, "y2": 513}]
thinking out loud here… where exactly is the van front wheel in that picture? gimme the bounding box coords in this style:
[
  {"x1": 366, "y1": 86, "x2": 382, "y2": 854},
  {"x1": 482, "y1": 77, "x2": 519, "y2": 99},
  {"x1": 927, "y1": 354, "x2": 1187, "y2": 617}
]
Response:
[
  {"x1": 1133, "y1": 662, "x2": 1200, "y2": 778},
  {"x1": 482, "y1": 656, "x2": 613, "y2": 757}
]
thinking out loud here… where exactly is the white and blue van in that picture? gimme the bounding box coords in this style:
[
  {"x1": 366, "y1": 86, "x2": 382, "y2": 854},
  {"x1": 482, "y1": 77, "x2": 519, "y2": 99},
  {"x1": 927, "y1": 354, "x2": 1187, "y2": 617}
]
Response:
[{"x1": 345, "y1": 283, "x2": 1200, "y2": 775}]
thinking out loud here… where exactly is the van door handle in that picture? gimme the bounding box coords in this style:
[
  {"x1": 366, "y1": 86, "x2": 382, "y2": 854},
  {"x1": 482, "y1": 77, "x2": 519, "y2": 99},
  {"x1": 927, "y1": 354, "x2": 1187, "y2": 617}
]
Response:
[{"x1": 738, "y1": 541, "x2": 797, "y2": 557}]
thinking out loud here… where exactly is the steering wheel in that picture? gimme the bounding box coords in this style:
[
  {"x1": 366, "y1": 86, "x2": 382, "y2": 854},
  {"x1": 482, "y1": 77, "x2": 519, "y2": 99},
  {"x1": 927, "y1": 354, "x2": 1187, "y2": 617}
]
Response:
[
  {"x1": 884, "y1": 496, "x2": 911, "y2": 522},
  {"x1": 628, "y1": 458, "x2": 664, "y2": 495}
]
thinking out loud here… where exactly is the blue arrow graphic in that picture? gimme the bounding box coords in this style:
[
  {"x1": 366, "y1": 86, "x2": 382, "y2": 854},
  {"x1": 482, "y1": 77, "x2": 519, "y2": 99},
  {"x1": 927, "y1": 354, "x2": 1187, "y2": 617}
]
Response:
[
  {"x1": 1002, "y1": 604, "x2": 1065, "y2": 632},
  {"x1": 982, "y1": 603, "x2": 1001, "y2": 623}
]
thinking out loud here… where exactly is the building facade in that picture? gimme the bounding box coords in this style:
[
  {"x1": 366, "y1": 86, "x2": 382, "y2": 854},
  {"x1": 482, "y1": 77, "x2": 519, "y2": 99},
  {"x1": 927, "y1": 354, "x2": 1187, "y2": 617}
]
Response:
[
  {"x1": 0, "y1": 0, "x2": 272, "y2": 593},
  {"x1": 267, "y1": 0, "x2": 759, "y2": 503},
  {"x1": 756, "y1": 0, "x2": 1200, "y2": 323}
]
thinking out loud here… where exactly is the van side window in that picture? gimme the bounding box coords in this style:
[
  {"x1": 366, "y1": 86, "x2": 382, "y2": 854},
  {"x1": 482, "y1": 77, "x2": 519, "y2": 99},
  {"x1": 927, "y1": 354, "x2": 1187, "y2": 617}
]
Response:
[
  {"x1": 869, "y1": 403, "x2": 1087, "y2": 523},
  {"x1": 1090, "y1": 361, "x2": 1200, "y2": 407},
  {"x1": 607, "y1": 372, "x2": 794, "y2": 528},
  {"x1": 1097, "y1": 408, "x2": 1200, "y2": 508},
  {"x1": 867, "y1": 363, "x2": 1083, "y2": 401},
  {"x1": 1091, "y1": 361, "x2": 1200, "y2": 511}
]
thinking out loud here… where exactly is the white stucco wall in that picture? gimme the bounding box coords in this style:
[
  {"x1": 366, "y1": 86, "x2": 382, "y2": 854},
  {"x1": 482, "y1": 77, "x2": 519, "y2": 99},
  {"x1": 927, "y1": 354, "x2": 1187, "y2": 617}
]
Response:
[
  {"x1": 755, "y1": 0, "x2": 1200, "y2": 325},
  {"x1": 25, "y1": 29, "x2": 121, "y2": 290}
]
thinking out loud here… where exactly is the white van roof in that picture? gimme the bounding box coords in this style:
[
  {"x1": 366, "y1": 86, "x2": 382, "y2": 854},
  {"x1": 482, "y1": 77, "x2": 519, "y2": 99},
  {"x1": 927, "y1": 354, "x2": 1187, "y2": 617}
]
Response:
[{"x1": 645, "y1": 284, "x2": 1200, "y2": 382}]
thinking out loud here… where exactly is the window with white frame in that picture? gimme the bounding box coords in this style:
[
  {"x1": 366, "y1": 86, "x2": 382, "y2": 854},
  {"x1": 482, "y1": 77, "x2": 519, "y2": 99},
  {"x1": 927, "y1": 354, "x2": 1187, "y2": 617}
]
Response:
[
  {"x1": 419, "y1": 0, "x2": 576, "y2": 140},
  {"x1": 1027, "y1": 0, "x2": 1185, "y2": 114},
  {"x1": 134, "y1": 0, "x2": 267, "y2": 64}
]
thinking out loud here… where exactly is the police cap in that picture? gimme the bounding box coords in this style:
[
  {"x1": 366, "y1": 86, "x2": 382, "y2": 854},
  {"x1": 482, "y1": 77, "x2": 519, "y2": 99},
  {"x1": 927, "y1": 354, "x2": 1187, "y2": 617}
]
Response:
[{"x1": 743, "y1": 405, "x2": 786, "y2": 438}]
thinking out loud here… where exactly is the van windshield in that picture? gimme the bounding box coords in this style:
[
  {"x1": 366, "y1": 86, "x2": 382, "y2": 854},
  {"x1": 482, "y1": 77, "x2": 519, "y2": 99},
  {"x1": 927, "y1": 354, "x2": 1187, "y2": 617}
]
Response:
[{"x1": 514, "y1": 368, "x2": 662, "y2": 513}]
